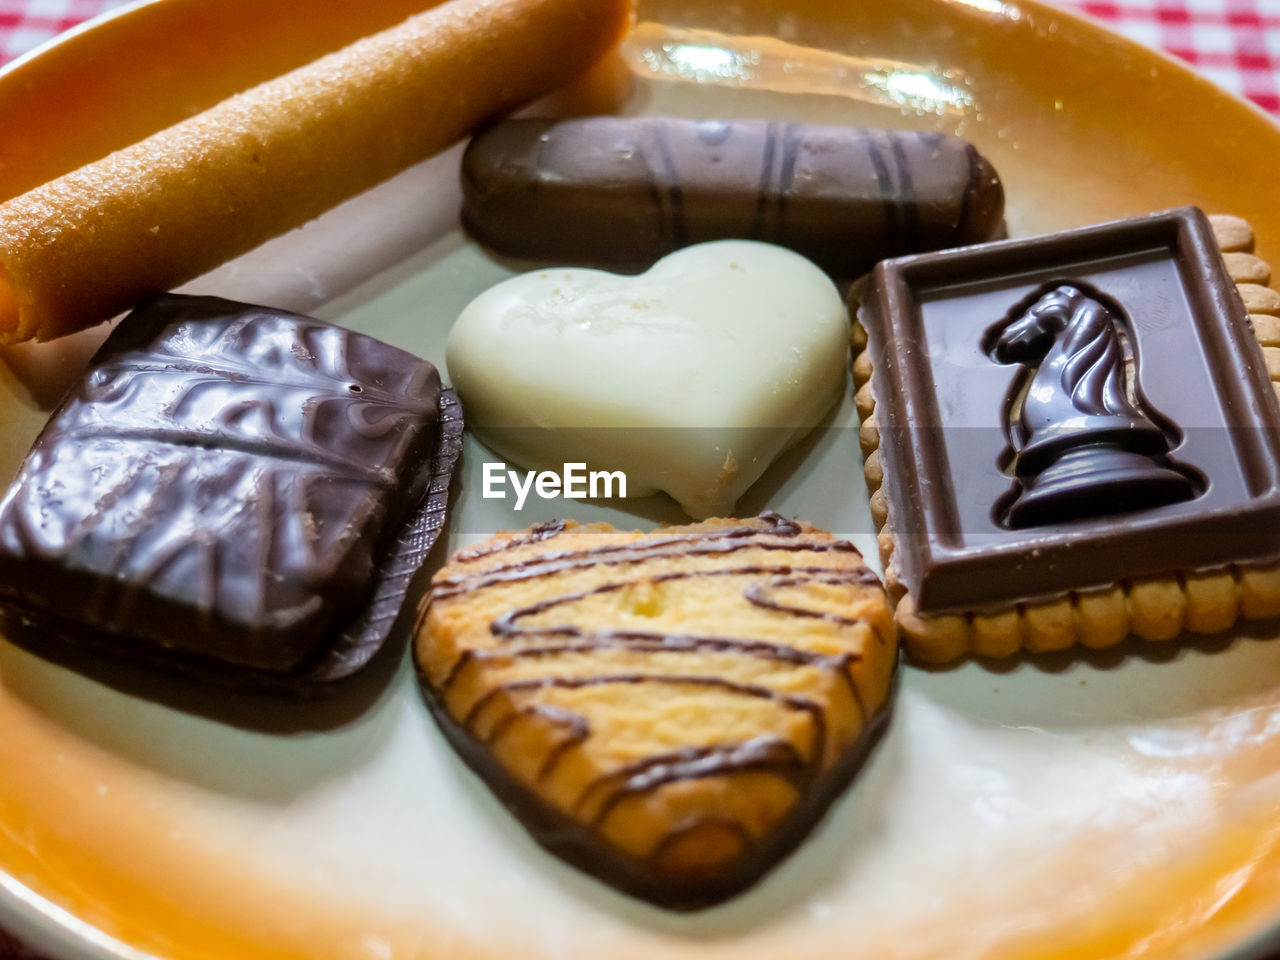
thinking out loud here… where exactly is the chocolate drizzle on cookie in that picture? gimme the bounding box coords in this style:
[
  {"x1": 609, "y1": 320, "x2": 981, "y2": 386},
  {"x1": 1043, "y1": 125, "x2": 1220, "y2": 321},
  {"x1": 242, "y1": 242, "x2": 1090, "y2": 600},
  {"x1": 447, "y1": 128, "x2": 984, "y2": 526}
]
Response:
[
  {"x1": 414, "y1": 513, "x2": 898, "y2": 910},
  {"x1": 452, "y1": 518, "x2": 570, "y2": 562}
]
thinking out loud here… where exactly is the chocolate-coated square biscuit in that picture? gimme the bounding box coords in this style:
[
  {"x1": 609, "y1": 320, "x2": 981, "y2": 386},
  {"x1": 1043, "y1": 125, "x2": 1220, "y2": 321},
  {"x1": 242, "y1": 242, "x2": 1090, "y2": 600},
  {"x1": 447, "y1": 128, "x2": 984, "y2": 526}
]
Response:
[{"x1": 0, "y1": 294, "x2": 461, "y2": 691}]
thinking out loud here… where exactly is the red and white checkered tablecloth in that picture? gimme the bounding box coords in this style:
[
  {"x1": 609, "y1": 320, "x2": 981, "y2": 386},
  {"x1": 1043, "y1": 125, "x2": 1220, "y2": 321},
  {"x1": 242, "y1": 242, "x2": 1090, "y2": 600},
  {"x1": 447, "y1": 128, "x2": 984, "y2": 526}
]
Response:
[
  {"x1": 0, "y1": 0, "x2": 1279, "y2": 959},
  {"x1": 1075, "y1": 0, "x2": 1280, "y2": 111},
  {"x1": 0, "y1": 0, "x2": 130, "y2": 64}
]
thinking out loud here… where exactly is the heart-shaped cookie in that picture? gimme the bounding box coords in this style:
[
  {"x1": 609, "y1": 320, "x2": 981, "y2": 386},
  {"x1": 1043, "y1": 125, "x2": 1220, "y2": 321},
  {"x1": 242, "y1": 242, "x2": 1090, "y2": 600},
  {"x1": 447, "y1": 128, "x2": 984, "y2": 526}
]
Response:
[
  {"x1": 446, "y1": 240, "x2": 848, "y2": 518},
  {"x1": 415, "y1": 513, "x2": 896, "y2": 909}
]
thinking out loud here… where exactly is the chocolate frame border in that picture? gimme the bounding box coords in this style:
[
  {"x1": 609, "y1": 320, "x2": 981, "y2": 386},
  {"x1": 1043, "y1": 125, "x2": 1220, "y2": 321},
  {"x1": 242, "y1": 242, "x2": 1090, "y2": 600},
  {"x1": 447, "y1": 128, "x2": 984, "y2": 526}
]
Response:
[{"x1": 853, "y1": 209, "x2": 1280, "y2": 662}]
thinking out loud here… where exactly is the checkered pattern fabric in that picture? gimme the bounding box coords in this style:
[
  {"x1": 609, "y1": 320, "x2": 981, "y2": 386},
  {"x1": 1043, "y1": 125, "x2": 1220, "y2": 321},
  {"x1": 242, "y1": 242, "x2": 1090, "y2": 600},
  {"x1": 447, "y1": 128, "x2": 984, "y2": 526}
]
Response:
[
  {"x1": 1074, "y1": 0, "x2": 1280, "y2": 112},
  {"x1": 0, "y1": 0, "x2": 1278, "y2": 958},
  {"x1": 0, "y1": 0, "x2": 130, "y2": 64}
]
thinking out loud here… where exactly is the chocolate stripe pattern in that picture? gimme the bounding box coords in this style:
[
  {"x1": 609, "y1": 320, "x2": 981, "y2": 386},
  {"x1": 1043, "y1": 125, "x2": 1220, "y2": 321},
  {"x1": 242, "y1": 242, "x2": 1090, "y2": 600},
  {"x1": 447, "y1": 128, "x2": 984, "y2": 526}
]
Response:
[
  {"x1": 414, "y1": 513, "x2": 898, "y2": 909},
  {"x1": 460, "y1": 116, "x2": 1005, "y2": 277}
]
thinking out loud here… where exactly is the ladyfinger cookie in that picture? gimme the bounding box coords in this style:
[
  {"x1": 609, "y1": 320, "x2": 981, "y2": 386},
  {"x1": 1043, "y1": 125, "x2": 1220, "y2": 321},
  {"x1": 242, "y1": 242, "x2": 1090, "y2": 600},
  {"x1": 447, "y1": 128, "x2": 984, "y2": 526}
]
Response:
[{"x1": 0, "y1": 0, "x2": 630, "y2": 343}]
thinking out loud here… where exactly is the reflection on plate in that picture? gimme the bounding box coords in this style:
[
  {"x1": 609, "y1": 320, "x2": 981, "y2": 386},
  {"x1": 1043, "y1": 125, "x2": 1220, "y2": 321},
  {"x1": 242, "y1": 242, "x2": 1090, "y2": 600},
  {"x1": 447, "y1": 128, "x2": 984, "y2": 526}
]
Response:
[{"x1": 2, "y1": 1, "x2": 1280, "y2": 959}]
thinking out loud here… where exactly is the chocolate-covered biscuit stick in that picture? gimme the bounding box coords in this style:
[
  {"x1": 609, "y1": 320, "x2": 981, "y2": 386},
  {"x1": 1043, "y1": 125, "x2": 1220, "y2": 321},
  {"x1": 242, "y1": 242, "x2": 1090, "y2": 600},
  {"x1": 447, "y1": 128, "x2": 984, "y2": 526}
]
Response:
[
  {"x1": 0, "y1": 0, "x2": 631, "y2": 343},
  {"x1": 461, "y1": 117, "x2": 1005, "y2": 276}
]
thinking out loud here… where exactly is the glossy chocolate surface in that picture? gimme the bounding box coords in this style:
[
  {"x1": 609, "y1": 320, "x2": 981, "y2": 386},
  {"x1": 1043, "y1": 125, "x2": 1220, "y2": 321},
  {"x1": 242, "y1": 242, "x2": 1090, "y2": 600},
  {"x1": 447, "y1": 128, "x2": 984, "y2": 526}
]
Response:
[
  {"x1": 0, "y1": 295, "x2": 459, "y2": 684},
  {"x1": 987, "y1": 282, "x2": 1200, "y2": 527},
  {"x1": 859, "y1": 207, "x2": 1280, "y2": 613},
  {"x1": 461, "y1": 117, "x2": 1004, "y2": 277}
]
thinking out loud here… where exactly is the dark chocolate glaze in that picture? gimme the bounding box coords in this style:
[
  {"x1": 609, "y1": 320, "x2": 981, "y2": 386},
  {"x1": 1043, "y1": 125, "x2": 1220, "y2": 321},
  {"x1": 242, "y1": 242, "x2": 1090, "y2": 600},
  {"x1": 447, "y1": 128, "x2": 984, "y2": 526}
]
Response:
[
  {"x1": 987, "y1": 282, "x2": 1199, "y2": 527},
  {"x1": 461, "y1": 117, "x2": 1005, "y2": 277},
  {"x1": 859, "y1": 206, "x2": 1280, "y2": 613},
  {"x1": 0, "y1": 295, "x2": 462, "y2": 696},
  {"x1": 415, "y1": 515, "x2": 895, "y2": 910}
]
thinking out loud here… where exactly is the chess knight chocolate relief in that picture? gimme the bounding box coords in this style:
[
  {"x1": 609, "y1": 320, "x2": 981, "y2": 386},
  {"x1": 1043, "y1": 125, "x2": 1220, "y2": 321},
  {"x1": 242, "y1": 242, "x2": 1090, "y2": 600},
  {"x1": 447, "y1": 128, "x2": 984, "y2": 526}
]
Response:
[
  {"x1": 986, "y1": 281, "x2": 1200, "y2": 528},
  {"x1": 855, "y1": 207, "x2": 1280, "y2": 662}
]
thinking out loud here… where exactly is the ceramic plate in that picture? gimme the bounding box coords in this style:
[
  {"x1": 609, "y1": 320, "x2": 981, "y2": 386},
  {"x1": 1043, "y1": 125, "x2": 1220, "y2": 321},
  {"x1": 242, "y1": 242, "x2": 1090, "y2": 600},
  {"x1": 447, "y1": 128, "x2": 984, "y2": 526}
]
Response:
[{"x1": 3, "y1": 1, "x2": 1280, "y2": 958}]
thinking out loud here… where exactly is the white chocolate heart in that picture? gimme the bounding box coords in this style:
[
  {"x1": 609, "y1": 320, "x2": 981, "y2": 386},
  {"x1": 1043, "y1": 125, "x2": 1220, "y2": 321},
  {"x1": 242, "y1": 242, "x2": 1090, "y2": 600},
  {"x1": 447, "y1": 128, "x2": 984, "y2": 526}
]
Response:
[{"x1": 446, "y1": 240, "x2": 849, "y2": 518}]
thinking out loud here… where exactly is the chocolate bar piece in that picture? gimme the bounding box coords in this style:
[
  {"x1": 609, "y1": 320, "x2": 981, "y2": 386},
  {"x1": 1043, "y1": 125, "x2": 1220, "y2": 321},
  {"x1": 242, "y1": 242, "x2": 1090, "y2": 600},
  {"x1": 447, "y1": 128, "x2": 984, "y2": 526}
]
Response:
[
  {"x1": 461, "y1": 117, "x2": 1004, "y2": 277},
  {"x1": 0, "y1": 295, "x2": 461, "y2": 690},
  {"x1": 857, "y1": 207, "x2": 1280, "y2": 652}
]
